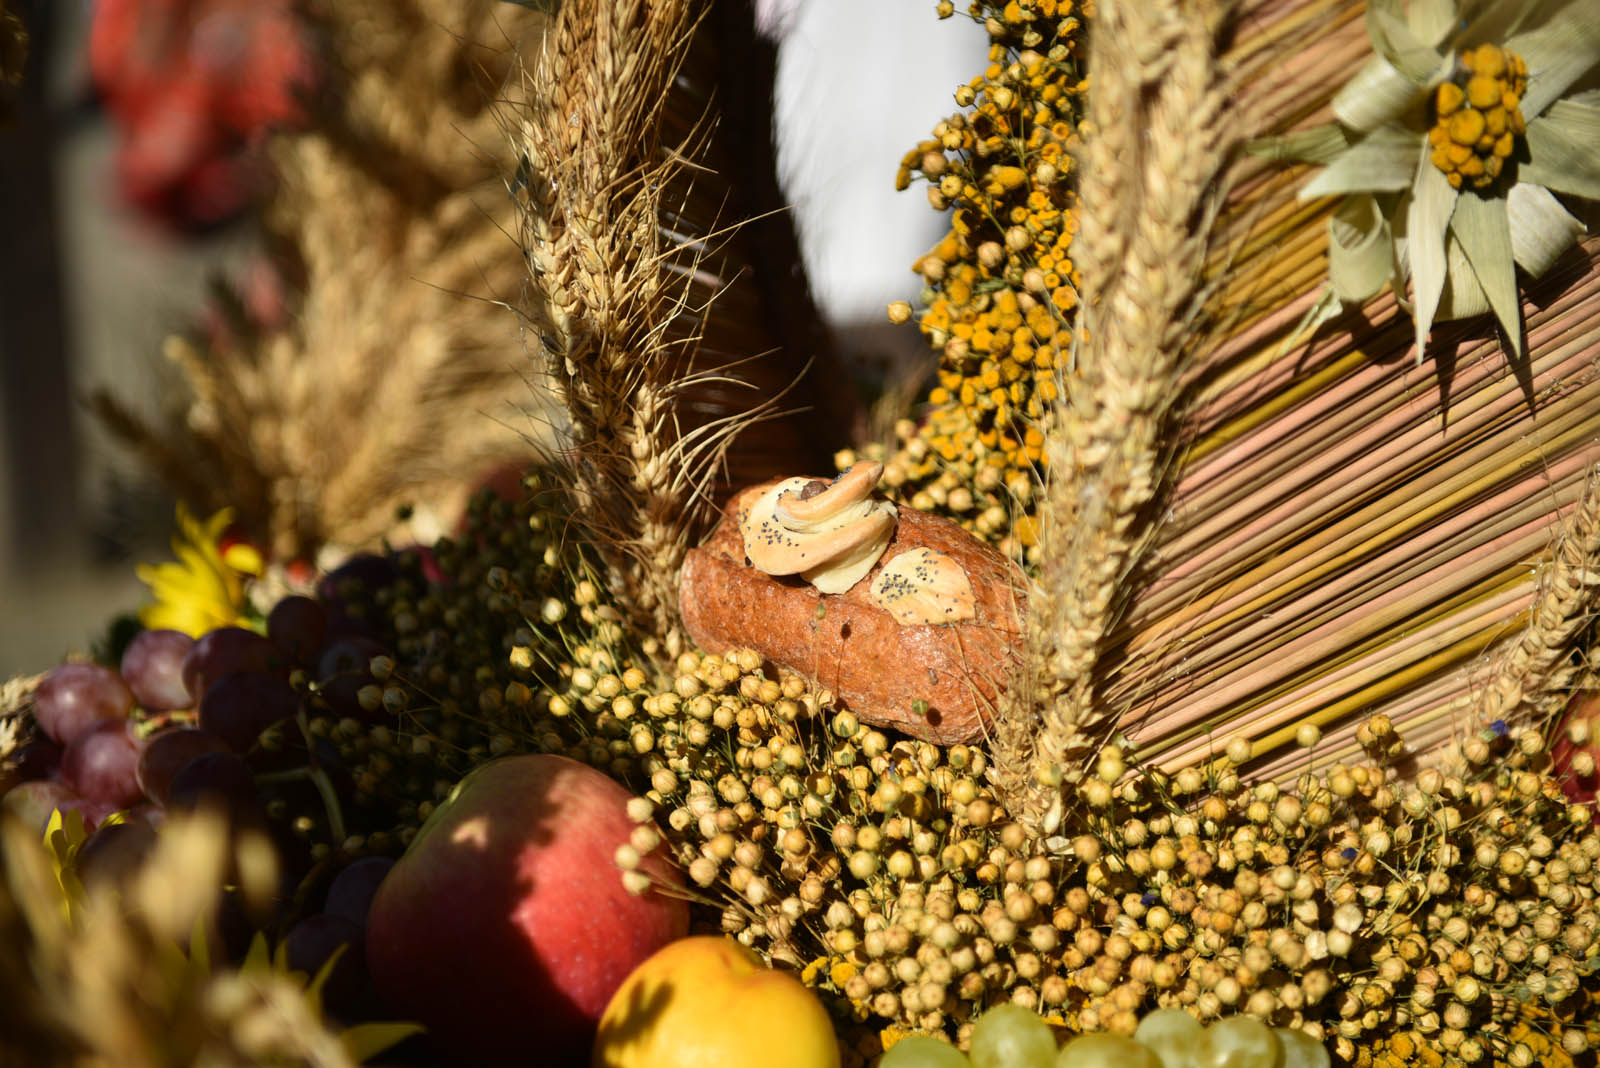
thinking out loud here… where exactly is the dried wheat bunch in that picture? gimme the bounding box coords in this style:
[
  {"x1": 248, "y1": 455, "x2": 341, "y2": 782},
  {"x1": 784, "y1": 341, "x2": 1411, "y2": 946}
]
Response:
[
  {"x1": 94, "y1": 0, "x2": 549, "y2": 561},
  {"x1": 0, "y1": 672, "x2": 37, "y2": 772},
  {"x1": 0, "y1": 810, "x2": 363, "y2": 1068}
]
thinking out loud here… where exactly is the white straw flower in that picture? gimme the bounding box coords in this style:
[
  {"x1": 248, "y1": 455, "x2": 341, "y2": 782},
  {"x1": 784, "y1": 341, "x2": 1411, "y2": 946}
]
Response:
[{"x1": 1254, "y1": 0, "x2": 1600, "y2": 360}]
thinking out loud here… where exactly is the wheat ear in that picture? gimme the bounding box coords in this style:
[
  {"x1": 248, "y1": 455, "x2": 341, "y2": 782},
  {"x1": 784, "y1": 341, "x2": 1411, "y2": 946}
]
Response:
[
  {"x1": 1472, "y1": 466, "x2": 1600, "y2": 734},
  {"x1": 517, "y1": 0, "x2": 744, "y2": 662},
  {"x1": 993, "y1": 0, "x2": 1241, "y2": 832}
]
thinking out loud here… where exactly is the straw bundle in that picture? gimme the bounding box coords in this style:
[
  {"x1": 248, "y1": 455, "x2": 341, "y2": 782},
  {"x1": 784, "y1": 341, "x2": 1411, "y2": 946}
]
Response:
[{"x1": 993, "y1": 0, "x2": 1600, "y2": 826}]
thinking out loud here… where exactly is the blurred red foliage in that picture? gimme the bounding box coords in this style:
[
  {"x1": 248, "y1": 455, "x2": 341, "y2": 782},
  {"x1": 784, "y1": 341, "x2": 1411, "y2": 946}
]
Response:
[{"x1": 89, "y1": 0, "x2": 317, "y2": 228}]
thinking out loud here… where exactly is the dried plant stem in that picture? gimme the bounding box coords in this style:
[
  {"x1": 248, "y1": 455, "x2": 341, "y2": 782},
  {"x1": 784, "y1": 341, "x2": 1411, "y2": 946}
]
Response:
[{"x1": 994, "y1": 0, "x2": 1240, "y2": 831}]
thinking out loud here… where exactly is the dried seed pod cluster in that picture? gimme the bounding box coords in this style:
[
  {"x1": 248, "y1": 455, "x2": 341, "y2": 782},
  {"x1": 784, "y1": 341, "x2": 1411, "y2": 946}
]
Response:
[
  {"x1": 318, "y1": 483, "x2": 1600, "y2": 1068},
  {"x1": 253, "y1": 476, "x2": 637, "y2": 858},
  {"x1": 879, "y1": 1, "x2": 1091, "y2": 563}
]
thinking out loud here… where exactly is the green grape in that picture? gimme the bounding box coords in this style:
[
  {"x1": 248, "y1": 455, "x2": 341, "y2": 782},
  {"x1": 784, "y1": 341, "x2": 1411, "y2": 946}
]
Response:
[
  {"x1": 1194, "y1": 1016, "x2": 1283, "y2": 1068},
  {"x1": 969, "y1": 1004, "x2": 1058, "y2": 1068},
  {"x1": 881, "y1": 1035, "x2": 973, "y2": 1068},
  {"x1": 1274, "y1": 1028, "x2": 1329, "y2": 1068},
  {"x1": 1055, "y1": 1033, "x2": 1163, "y2": 1068},
  {"x1": 1133, "y1": 1007, "x2": 1205, "y2": 1068}
]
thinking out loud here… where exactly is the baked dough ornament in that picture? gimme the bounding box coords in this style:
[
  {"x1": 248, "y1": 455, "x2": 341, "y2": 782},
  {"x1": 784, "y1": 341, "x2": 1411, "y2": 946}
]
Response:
[{"x1": 682, "y1": 463, "x2": 1023, "y2": 744}]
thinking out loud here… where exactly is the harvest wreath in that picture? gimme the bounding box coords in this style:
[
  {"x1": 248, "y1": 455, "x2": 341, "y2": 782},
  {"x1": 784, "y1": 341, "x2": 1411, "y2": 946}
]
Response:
[{"x1": 4, "y1": 0, "x2": 1600, "y2": 1066}]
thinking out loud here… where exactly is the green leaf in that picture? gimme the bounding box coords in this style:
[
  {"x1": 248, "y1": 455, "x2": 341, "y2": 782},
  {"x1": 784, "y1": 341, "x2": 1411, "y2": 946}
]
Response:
[
  {"x1": 1405, "y1": 159, "x2": 1459, "y2": 360},
  {"x1": 1246, "y1": 124, "x2": 1353, "y2": 165},
  {"x1": 339, "y1": 1021, "x2": 427, "y2": 1064},
  {"x1": 1447, "y1": 190, "x2": 1522, "y2": 354},
  {"x1": 1510, "y1": 2, "x2": 1600, "y2": 117},
  {"x1": 1522, "y1": 101, "x2": 1600, "y2": 201},
  {"x1": 1328, "y1": 195, "x2": 1398, "y2": 304},
  {"x1": 1507, "y1": 181, "x2": 1586, "y2": 276},
  {"x1": 1300, "y1": 127, "x2": 1421, "y2": 199}
]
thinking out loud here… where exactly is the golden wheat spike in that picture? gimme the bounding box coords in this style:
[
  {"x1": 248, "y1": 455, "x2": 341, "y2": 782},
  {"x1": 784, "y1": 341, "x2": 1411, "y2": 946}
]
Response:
[
  {"x1": 993, "y1": 0, "x2": 1243, "y2": 832},
  {"x1": 513, "y1": 0, "x2": 856, "y2": 663}
]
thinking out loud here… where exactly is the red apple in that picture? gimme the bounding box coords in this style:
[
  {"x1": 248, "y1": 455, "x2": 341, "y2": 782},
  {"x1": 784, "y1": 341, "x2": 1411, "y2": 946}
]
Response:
[
  {"x1": 1552, "y1": 690, "x2": 1600, "y2": 818},
  {"x1": 365, "y1": 754, "x2": 688, "y2": 1065}
]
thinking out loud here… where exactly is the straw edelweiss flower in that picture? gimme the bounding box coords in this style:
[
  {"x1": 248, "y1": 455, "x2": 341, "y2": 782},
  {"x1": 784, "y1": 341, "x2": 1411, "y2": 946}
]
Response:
[{"x1": 1255, "y1": 0, "x2": 1600, "y2": 360}]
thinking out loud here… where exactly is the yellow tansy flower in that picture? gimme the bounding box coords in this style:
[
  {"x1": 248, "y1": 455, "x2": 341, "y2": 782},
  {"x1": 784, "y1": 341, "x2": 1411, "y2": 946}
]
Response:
[{"x1": 135, "y1": 504, "x2": 264, "y2": 637}]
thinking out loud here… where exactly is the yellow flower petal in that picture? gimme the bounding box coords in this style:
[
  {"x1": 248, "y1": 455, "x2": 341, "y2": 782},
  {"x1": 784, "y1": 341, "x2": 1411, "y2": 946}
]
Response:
[{"x1": 222, "y1": 542, "x2": 265, "y2": 577}]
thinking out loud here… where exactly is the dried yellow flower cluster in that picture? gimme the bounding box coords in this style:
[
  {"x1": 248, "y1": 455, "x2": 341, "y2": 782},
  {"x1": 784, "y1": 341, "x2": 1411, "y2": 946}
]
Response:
[
  {"x1": 1428, "y1": 43, "x2": 1527, "y2": 191},
  {"x1": 883, "y1": 1, "x2": 1090, "y2": 560}
]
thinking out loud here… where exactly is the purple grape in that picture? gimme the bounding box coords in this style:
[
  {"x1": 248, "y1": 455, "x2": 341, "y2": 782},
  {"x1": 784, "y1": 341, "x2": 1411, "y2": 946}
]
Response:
[
  {"x1": 324, "y1": 855, "x2": 395, "y2": 927},
  {"x1": 2, "y1": 780, "x2": 118, "y2": 833},
  {"x1": 285, "y1": 912, "x2": 368, "y2": 1013},
  {"x1": 61, "y1": 719, "x2": 146, "y2": 808},
  {"x1": 267, "y1": 595, "x2": 328, "y2": 666},
  {"x1": 120, "y1": 629, "x2": 197, "y2": 710},
  {"x1": 11, "y1": 737, "x2": 63, "y2": 782},
  {"x1": 167, "y1": 751, "x2": 261, "y2": 825},
  {"x1": 317, "y1": 553, "x2": 397, "y2": 613},
  {"x1": 137, "y1": 727, "x2": 232, "y2": 805},
  {"x1": 124, "y1": 803, "x2": 167, "y2": 830},
  {"x1": 323, "y1": 611, "x2": 382, "y2": 644},
  {"x1": 75, "y1": 819, "x2": 158, "y2": 887},
  {"x1": 315, "y1": 636, "x2": 389, "y2": 719},
  {"x1": 198, "y1": 672, "x2": 300, "y2": 752},
  {"x1": 3, "y1": 780, "x2": 82, "y2": 832},
  {"x1": 31, "y1": 663, "x2": 134, "y2": 745},
  {"x1": 181, "y1": 627, "x2": 287, "y2": 702}
]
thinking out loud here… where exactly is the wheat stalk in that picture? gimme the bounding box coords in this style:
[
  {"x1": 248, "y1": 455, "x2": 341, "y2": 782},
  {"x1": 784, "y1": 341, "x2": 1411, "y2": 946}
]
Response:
[
  {"x1": 514, "y1": 0, "x2": 705, "y2": 661},
  {"x1": 513, "y1": 0, "x2": 836, "y2": 663},
  {"x1": 992, "y1": 0, "x2": 1242, "y2": 831}
]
